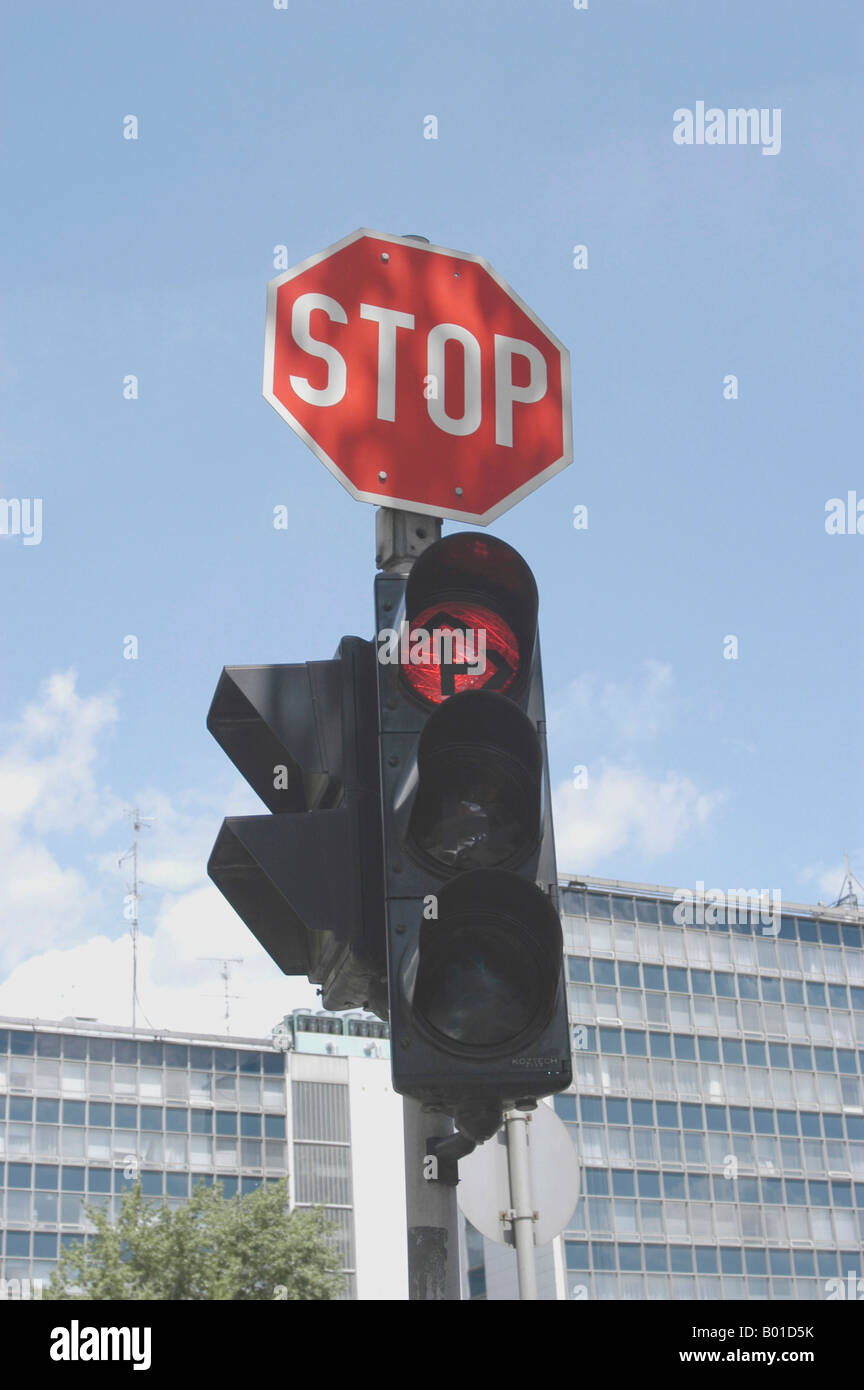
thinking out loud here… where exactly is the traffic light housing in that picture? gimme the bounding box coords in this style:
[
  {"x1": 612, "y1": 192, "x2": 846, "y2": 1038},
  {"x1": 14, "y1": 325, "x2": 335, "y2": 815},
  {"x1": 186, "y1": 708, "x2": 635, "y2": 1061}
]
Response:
[
  {"x1": 206, "y1": 637, "x2": 387, "y2": 1016},
  {"x1": 375, "y1": 532, "x2": 572, "y2": 1140}
]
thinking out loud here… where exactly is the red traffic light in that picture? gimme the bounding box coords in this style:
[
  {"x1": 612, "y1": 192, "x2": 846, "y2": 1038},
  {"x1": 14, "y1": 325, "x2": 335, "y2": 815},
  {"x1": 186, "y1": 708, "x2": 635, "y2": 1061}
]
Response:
[
  {"x1": 400, "y1": 600, "x2": 520, "y2": 704},
  {"x1": 399, "y1": 532, "x2": 538, "y2": 708}
]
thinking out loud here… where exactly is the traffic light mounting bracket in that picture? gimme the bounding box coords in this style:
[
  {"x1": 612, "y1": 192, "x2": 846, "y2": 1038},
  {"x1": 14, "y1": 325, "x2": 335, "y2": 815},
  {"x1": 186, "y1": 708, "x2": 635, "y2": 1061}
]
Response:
[{"x1": 425, "y1": 1130, "x2": 477, "y2": 1187}]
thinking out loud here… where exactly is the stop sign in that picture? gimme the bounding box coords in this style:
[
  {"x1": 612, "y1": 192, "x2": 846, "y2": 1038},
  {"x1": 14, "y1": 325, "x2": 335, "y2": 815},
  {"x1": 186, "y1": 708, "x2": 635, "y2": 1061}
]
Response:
[{"x1": 263, "y1": 229, "x2": 572, "y2": 525}]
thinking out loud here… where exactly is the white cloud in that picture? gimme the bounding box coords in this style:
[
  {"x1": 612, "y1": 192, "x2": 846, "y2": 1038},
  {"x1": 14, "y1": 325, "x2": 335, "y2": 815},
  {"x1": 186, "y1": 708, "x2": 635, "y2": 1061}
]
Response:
[
  {"x1": 0, "y1": 671, "x2": 324, "y2": 1035},
  {"x1": 553, "y1": 764, "x2": 721, "y2": 875},
  {"x1": 0, "y1": 672, "x2": 120, "y2": 968},
  {"x1": 0, "y1": 670, "x2": 274, "y2": 976},
  {"x1": 548, "y1": 660, "x2": 721, "y2": 875},
  {"x1": 0, "y1": 671, "x2": 121, "y2": 835},
  {"x1": 0, "y1": 883, "x2": 321, "y2": 1038}
]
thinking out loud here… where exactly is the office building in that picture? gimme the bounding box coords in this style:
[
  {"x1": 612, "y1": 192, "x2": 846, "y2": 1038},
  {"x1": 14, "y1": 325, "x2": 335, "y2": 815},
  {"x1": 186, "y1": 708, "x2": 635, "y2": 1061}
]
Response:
[
  {"x1": 0, "y1": 1009, "x2": 405, "y2": 1299},
  {"x1": 467, "y1": 874, "x2": 864, "y2": 1300}
]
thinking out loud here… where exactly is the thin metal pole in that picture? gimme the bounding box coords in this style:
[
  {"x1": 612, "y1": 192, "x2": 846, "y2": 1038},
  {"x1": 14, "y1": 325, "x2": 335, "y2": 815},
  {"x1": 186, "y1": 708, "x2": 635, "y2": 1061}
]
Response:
[
  {"x1": 375, "y1": 502, "x2": 455, "y2": 1299},
  {"x1": 403, "y1": 1098, "x2": 462, "y2": 1300},
  {"x1": 505, "y1": 1109, "x2": 538, "y2": 1300}
]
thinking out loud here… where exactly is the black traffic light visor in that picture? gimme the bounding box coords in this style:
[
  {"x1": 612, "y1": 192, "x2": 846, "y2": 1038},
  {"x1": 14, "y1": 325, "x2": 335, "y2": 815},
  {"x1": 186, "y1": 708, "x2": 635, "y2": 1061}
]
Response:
[{"x1": 207, "y1": 663, "x2": 342, "y2": 814}]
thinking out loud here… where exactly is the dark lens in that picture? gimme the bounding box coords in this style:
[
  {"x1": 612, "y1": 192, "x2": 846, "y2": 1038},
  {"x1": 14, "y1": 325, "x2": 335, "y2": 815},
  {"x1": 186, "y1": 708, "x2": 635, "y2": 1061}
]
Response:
[
  {"x1": 415, "y1": 917, "x2": 544, "y2": 1047},
  {"x1": 410, "y1": 745, "x2": 537, "y2": 870},
  {"x1": 407, "y1": 692, "x2": 542, "y2": 872},
  {"x1": 409, "y1": 870, "x2": 563, "y2": 1057}
]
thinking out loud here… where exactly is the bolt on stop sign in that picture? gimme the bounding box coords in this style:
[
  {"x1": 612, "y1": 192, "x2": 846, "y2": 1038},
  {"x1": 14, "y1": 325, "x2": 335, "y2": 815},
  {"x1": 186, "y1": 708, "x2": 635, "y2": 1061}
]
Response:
[{"x1": 263, "y1": 229, "x2": 573, "y2": 525}]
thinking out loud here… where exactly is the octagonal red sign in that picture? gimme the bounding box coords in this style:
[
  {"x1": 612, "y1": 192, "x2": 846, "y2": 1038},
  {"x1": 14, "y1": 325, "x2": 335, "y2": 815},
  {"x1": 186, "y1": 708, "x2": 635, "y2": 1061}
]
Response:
[{"x1": 263, "y1": 229, "x2": 572, "y2": 525}]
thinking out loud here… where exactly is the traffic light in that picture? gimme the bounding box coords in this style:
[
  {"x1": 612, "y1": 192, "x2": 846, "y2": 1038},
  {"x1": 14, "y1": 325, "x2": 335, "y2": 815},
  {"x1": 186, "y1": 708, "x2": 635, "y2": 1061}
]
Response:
[
  {"x1": 206, "y1": 637, "x2": 387, "y2": 1017},
  {"x1": 375, "y1": 532, "x2": 572, "y2": 1142}
]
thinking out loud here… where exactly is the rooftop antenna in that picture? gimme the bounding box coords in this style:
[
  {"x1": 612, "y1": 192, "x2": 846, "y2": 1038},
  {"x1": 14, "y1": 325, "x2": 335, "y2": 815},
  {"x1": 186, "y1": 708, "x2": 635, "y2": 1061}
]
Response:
[
  {"x1": 199, "y1": 957, "x2": 244, "y2": 1034},
  {"x1": 833, "y1": 852, "x2": 863, "y2": 909},
  {"x1": 119, "y1": 807, "x2": 154, "y2": 1031}
]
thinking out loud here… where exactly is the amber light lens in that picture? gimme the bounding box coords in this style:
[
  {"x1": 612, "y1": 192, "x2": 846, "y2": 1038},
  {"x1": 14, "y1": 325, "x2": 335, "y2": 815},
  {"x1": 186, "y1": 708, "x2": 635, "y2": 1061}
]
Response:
[
  {"x1": 407, "y1": 691, "x2": 541, "y2": 872},
  {"x1": 400, "y1": 601, "x2": 519, "y2": 705}
]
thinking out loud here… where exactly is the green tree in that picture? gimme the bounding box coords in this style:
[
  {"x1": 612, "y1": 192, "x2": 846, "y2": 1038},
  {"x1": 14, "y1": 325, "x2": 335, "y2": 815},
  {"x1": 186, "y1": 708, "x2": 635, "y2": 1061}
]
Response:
[{"x1": 46, "y1": 1179, "x2": 344, "y2": 1301}]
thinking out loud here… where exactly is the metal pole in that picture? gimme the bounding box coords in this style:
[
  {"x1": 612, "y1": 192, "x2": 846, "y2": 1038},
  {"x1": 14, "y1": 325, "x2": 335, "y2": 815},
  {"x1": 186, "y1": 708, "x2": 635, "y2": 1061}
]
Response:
[
  {"x1": 376, "y1": 504, "x2": 458, "y2": 1299},
  {"x1": 505, "y1": 1109, "x2": 538, "y2": 1299},
  {"x1": 403, "y1": 1098, "x2": 462, "y2": 1300}
]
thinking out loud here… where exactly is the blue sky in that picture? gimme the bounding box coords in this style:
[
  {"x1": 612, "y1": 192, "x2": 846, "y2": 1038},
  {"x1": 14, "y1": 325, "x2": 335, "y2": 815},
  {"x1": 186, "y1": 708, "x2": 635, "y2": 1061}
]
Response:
[{"x1": 0, "y1": 0, "x2": 861, "y2": 1033}]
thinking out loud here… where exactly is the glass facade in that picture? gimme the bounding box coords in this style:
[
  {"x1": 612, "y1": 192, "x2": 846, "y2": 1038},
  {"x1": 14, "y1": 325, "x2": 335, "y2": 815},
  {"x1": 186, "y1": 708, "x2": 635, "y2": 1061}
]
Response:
[
  {"x1": 557, "y1": 881, "x2": 864, "y2": 1300},
  {"x1": 0, "y1": 1022, "x2": 289, "y2": 1289}
]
